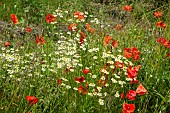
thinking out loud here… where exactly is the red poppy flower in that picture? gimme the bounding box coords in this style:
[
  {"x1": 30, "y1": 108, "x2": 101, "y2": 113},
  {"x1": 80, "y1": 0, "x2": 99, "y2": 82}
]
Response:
[
  {"x1": 45, "y1": 14, "x2": 56, "y2": 24},
  {"x1": 160, "y1": 22, "x2": 166, "y2": 29},
  {"x1": 124, "y1": 48, "x2": 132, "y2": 58},
  {"x1": 126, "y1": 90, "x2": 136, "y2": 100},
  {"x1": 154, "y1": 11, "x2": 163, "y2": 18},
  {"x1": 120, "y1": 93, "x2": 124, "y2": 99},
  {"x1": 4, "y1": 42, "x2": 11, "y2": 47},
  {"x1": 133, "y1": 54, "x2": 139, "y2": 61},
  {"x1": 75, "y1": 76, "x2": 85, "y2": 83},
  {"x1": 82, "y1": 69, "x2": 90, "y2": 74},
  {"x1": 136, "y1": 83, "x2": 147, "y2": 95},
  {"x1": 157, "y1": 38, "x2": 170, "y2": 48},
  {"x1": 80, "y1": 37, "x2": 85, "y2": 45},
  {"x1": 10, "y1": 14, "x2": 19, "y2": 24},
  {"x1": 164, "y1": 40, "x2": 170, "y2": 48},
  {"x1": 124, "y1": 47, "x2": 140, "y2": 60},
  {"x1": 36, "y1": 36, "x2": 46, "y2": 45},
  {"x1": 115, "y1": 24, "x2": 122, "y2": 30},
  {"x1": 123, "y1": 5, "x2": 132, "y2": 12},
  {"x1": 78, "y1": 85, "x2": 88, "y2": 94},
  {"x1": 68, "y1": 23, "x2": 77, "y2": 31},
  {"x1": 74, "y1": 11, "x2": 84, "y2": 20},
  {"x1": 131, "y1": 47, "x2": 140, "y2": 60},
  {"x1": 85, "y1": 23, "x2": 95, "y2": 34},
  {"x1": 156, "y1": 21, "x2": 166, "y2": 29},
  {"x1": 122, "y1": 103, "x2": 135, "y2": 113},
  {"x1": 79, "y1": 32, "x2": 86, "y2": 45},
  {"x1": 131, "y1": 47, "x2": 140, "y2": 54},
  {"x1": 127, "y1": 67, "x2": 138, "y2": 79},
  {"x1": 80, "y1": 32, "x2": 86, "y2": 39},
  {"x1": 26, "y1": 96, "x2": 38, "y2": 106},
  {"x1": 86, "y1": 23, "x2": 91, "y2": 29},
  {"x1": 26, "y1": 27, "x2": 32, "y2": 33},
  {"x1": 83, "y1": 89, "x2": 88, "y2": 95},
  {"x1": 156, "y1": 37, "x2": 167, "y2": 45},
  {"x1": 104, "y1": 35, "x2": 112, "y2": 46},
  {"x1": 78, "y1": 86, "x2": 84, "y2": 93},
  {"x1": 112, "y1": 39, "x2": 118, "y2": 48},
  {"x1": 87, "y1": 27, "x2": 95, "y2": 34},
  {"x1": 156, "y1": 22, "x2": 161, "y2": 26},
  {"x1": 57, "y1": 79, "x2": 62, "y2": 85},
  {"x1": 40, "y1": 38, "x2": 46, "y2": 44}
]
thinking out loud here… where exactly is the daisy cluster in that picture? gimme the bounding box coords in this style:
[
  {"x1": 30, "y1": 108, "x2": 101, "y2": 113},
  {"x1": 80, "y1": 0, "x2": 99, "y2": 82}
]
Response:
[
  {"x1": 49, "y1": 35, "x2": 82, "y2": 72},
  {"x1": 0, "y1": 46, "x2": 44, "y2": 79}
]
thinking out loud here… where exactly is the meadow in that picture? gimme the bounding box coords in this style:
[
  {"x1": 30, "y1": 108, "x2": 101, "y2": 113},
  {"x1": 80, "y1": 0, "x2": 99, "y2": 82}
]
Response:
[{"x1": 0, "y1": 0, "x2": 170, "y2": 113}]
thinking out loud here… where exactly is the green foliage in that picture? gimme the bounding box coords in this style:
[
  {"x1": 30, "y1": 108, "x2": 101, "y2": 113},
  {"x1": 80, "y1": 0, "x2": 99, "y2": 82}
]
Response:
[{"x1": 0, "y1": 0, "x2": 170, "y2": 113}]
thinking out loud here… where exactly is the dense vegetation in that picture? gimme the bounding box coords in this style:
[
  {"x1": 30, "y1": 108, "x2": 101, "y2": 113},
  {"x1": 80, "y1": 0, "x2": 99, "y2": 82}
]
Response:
[{"x1": 0, "y1": 0, "x2": 170, "y2": 113}]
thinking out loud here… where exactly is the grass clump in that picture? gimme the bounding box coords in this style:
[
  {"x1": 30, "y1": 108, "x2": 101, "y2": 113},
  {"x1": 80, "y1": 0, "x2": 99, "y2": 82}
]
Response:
[{"x1": 0, "y1": 0, "x2": 170, "y2": 113}]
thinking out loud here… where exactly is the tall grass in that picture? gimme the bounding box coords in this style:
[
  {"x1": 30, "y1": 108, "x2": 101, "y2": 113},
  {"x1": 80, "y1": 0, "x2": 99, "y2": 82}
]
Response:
[{"x1": 0, "y1": 0, "x2": 170, "y2": 113}]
